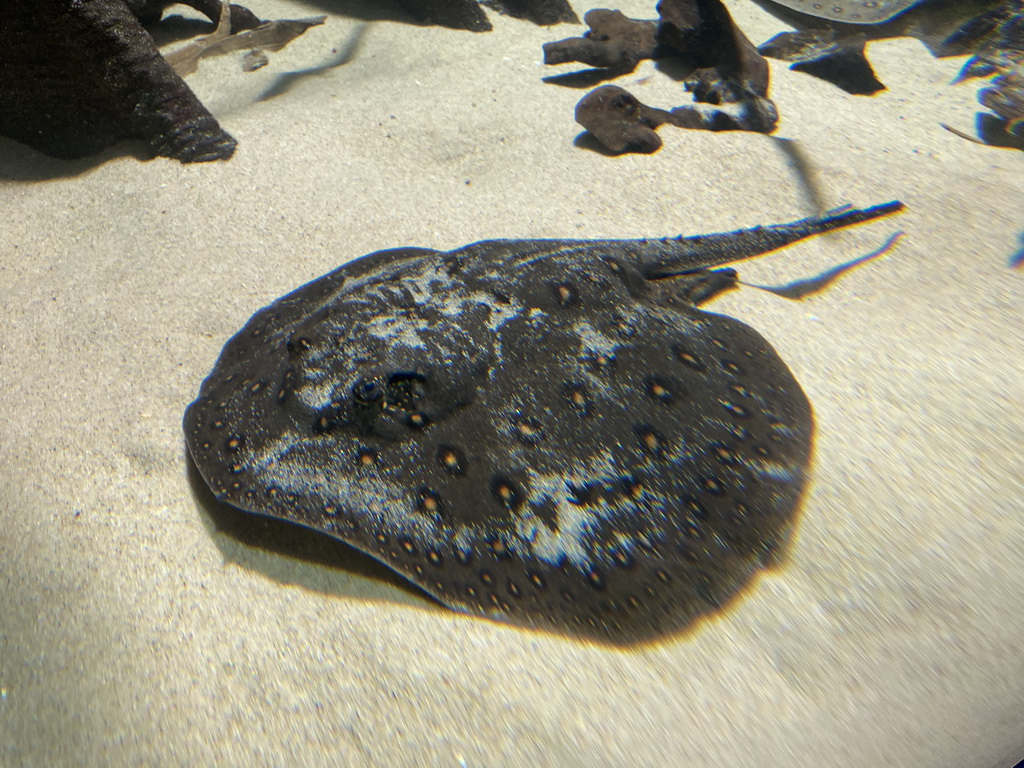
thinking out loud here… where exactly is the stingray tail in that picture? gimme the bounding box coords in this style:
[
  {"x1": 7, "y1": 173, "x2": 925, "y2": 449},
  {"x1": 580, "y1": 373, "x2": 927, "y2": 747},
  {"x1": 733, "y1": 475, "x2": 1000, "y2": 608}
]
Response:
[{"x1": 640, "y1": 200, "x2": 905, "y2": 278}]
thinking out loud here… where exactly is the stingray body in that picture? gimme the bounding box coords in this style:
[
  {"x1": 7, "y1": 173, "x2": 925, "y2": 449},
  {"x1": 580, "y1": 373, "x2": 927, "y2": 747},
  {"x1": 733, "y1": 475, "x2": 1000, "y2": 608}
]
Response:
[
  {"x1": 765, "y1": 0, "x2": 923, "y2": 24},
  {"x1": 185, "y1": 202, "x2": 902, "y2": 643}
]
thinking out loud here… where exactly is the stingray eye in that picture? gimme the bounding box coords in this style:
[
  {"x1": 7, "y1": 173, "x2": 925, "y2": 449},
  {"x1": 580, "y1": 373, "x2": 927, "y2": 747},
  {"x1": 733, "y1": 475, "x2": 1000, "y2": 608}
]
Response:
[{"x1": 352, "y1": 377, "x2": 384, "y2": 404}]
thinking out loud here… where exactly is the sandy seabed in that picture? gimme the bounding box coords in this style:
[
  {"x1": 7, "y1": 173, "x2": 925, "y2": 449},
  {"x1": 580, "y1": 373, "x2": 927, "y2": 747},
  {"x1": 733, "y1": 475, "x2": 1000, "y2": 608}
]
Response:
[{"x1": 1, "y1": 1, "x2": 1022, "y2": 766}]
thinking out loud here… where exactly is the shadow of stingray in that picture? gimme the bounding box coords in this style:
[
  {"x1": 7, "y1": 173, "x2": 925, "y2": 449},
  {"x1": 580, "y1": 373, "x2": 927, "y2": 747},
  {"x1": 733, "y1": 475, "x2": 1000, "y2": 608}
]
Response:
[
  {"x1": 747, "y1": 231, "x2": 905, "y2": 299},
  {"x1": 771, "y1": 137, "x2": 828, "y2": 214},
  {"x1": 256, "y1": 23, "x2": 369, "y2": 103}
]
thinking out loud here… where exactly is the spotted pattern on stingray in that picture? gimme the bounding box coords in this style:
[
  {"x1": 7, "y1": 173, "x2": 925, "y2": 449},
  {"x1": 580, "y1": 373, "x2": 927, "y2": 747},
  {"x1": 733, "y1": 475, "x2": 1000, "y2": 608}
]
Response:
[
  {"x1": 184, "y1": 201, "x2": 903, "y2": 643},
  {"x1": 765, "y1": 0, "x2": 923, "y2": 24}
]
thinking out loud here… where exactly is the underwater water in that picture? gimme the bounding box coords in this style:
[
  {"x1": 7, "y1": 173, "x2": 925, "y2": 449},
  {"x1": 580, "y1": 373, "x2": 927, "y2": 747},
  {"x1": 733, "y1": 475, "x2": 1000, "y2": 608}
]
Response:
[{"x1": 0, "y1": 0, "x2": 1021, "y2": 766}]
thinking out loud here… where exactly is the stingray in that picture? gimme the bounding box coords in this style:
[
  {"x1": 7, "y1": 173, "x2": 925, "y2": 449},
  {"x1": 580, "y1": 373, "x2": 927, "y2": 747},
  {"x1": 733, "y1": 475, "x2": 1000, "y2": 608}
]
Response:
[
  {"x1": 184, "y1": 201, "x2": 903, "y2": 643},
  {"x1": 763, "y1": 0, "x2": 923, "y2": 24}
]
